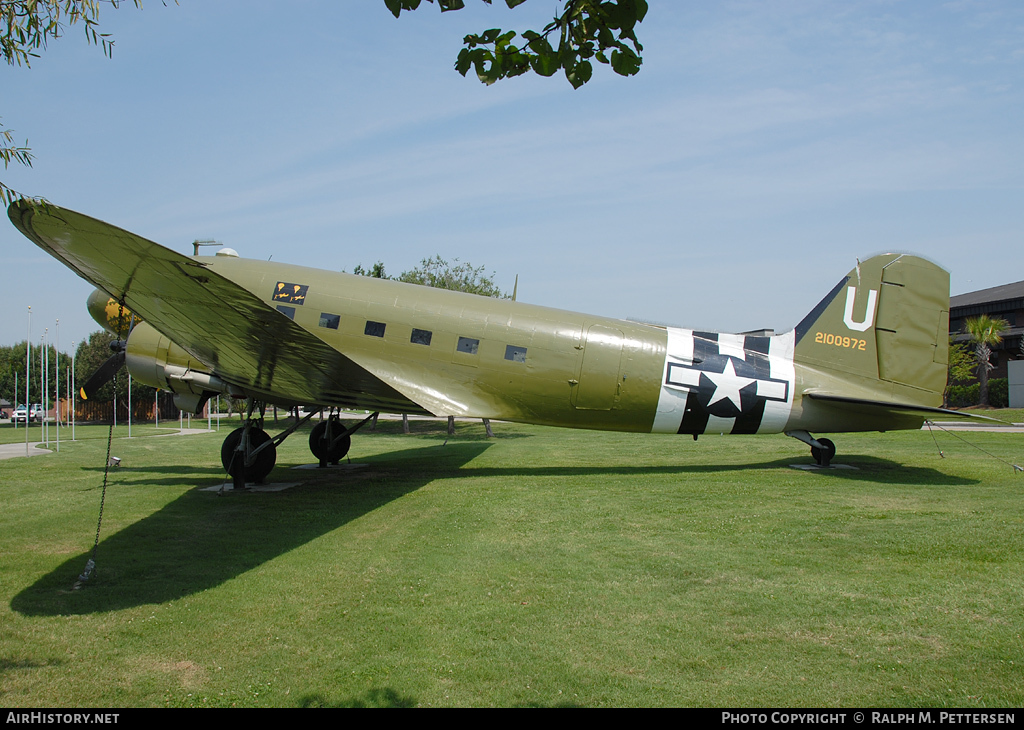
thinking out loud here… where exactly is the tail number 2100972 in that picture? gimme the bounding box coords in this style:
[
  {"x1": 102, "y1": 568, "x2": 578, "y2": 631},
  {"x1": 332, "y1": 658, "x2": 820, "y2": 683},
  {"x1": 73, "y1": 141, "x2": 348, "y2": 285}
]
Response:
[{"x1": 815, "y1": 332, "x2": 867, "y2": 350}]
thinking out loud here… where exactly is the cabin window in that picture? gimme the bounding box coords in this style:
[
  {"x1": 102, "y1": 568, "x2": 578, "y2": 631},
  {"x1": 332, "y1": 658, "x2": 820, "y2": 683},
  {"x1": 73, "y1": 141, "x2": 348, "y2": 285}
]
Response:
[
  {"x1": 505, "y1": 345, "x2": 527, "y2": 363},
  {"x1": 276, "y1": 305, "x2": 296, "y2": 320},
  {"x1": 365, "y1": 321, "x2": 386, "y2": 338},
  {"x1": 457, "y1": 336, "x2": 479, "y2": 355},
  {"x1": 319, "y1": 313, "x2": 340, "y2": 330},
  {"x1": 411, "y1": 328, "x2": 432, "y2": 346}
]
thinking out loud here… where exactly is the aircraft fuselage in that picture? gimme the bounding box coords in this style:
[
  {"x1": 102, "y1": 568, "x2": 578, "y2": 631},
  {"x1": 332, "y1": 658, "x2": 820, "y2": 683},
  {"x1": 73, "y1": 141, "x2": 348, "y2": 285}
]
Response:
[{"x1": 197, "y1": 256, "x2": 806, "y2": 436}]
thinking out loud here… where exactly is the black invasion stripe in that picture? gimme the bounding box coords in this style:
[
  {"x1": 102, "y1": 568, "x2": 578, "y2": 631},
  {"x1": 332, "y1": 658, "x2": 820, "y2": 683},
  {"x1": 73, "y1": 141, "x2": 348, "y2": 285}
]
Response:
[
  {"x1": 692, "y1": 331, "x2": 720, "y2": 361},
  {"x1": 731, "y1": 389, "x2": 766, "y2": 434},
  {"x1": 677, "y1": 390, "x2": 710, "y2": 435},
  {"x1": 742, "y1": 335, "x2": 771, "y2": 378}
]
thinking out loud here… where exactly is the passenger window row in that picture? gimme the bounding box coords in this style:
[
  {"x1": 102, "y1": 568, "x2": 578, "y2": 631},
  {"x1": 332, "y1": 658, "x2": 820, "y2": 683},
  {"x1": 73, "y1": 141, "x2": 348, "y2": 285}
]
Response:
[{"x1": 313, "y1": 312, "x2": 526, "y2": 362}]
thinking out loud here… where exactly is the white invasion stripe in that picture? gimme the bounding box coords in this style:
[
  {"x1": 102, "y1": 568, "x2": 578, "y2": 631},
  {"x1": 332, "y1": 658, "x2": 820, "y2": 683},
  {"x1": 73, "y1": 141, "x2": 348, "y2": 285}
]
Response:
[
  {"x1": 759, "y1": 331, "x2": 796, "y2": 434},
  {"x1": 705, "y1": 415, "x2": 735, "y2": 435},
  {"x1": 666, "y1": 362, "x2": 701, "y2": 389},
  {"x1": 756, "y1": 379, "x2": 787, "y2": 401},
  {"x1": 666, "y1": 327, "x2": 694, "y2": 362},
  {"x1": 653, "y1": 327, "x2": 695, "y2": 434},
  {"x1": 717, "y1": 333, "x2": 746, "y2": 361}
]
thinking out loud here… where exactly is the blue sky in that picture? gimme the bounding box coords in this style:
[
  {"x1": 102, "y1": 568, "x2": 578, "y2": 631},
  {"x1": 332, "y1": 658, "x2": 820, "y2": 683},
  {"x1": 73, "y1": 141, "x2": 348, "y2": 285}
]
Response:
[{"x1": 2, "y1": 1, "x2": 1022, "y2": 351}]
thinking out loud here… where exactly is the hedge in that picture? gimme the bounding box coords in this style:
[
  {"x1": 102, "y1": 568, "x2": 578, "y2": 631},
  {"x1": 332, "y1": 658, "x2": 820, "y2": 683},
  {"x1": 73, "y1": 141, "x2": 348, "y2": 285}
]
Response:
[{"x1": 947, "y1": 378, "x2": 1008, "y2": 408}]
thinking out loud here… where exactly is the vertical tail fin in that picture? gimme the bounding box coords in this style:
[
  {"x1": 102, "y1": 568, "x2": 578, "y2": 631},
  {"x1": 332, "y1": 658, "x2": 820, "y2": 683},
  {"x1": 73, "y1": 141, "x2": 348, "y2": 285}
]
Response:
[{"x1": 793, "y1": 254, "x2": 949, "y2": 405}]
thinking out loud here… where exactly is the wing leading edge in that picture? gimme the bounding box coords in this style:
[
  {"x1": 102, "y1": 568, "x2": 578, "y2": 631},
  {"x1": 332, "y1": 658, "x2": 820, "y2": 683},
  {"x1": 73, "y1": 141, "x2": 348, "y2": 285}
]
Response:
[{"x1": 8, "y1": 200, "x2": 429, "y2": 413}]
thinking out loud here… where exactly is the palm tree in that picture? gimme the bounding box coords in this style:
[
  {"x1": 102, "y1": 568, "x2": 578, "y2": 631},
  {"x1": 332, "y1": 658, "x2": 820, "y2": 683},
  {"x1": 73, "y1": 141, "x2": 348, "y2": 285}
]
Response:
[{"x1": 964, "y1": 315, "x2": 1009, "y2": 407}]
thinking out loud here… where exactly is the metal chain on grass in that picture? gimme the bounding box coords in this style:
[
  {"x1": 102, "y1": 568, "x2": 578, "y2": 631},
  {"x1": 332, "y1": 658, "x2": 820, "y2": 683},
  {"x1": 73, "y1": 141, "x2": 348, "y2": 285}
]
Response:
[
  {"x1": 75, "y1": 300, "x2": 127, "y2": 588},
  {"x1": 924, "y1": 420, "x2": 1023, "y2": 473}
]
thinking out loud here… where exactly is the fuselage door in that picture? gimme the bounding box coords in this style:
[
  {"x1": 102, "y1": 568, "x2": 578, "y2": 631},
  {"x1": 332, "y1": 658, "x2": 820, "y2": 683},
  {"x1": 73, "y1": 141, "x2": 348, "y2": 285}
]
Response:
[{"x1": 572, "y1": 324, "x2": 624, "y2": 410}]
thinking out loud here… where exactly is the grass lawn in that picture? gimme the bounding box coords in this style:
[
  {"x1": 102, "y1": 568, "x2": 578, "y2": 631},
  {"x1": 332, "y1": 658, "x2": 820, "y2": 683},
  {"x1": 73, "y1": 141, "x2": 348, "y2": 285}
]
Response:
[{"x1": 0, "y1": 416, "x2": 1022, "y2": 707}]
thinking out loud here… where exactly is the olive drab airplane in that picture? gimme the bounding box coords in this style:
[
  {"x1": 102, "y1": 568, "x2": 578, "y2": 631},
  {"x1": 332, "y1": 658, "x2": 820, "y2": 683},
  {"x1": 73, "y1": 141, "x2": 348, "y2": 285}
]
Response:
[{"x1": 9, "y1": 200, "x2": 961, "y2": 487}]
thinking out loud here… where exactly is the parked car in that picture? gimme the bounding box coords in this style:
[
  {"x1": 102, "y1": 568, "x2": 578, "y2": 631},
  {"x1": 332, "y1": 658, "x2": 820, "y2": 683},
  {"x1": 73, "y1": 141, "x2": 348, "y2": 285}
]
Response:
[{"x1": 11, "y1": 405, "x2": 44, "y2": 423}]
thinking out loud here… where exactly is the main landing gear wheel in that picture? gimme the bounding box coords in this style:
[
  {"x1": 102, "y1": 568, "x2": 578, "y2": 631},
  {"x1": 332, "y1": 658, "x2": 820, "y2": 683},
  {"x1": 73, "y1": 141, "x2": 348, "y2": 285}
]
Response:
[
  {"x1": 309, "y1": 417, "x2": 351, "y2": 466},
  {"x1": 811, "y1": 437, "x2": 836, "y2": 467},
  {"x1": 221, "y1": 426, "x2": 277, "y2": 486}
]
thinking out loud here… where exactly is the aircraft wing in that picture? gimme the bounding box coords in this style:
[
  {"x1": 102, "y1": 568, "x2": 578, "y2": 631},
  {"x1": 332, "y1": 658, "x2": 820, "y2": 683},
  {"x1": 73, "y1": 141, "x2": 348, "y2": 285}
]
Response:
[{"x1": 9, "y1": 200, "x2": 430, "y2": 414}]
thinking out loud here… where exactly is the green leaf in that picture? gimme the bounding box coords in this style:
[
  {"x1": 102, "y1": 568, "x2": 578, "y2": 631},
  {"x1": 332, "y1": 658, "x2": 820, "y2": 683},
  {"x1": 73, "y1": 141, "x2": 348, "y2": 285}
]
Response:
[
  {"x1": 530, "y1": 51, "x2": 559, "y2": 77},
  {"x1": 523, "y1": 32, "x2": 556, "y2": 59},
  {"x1": 565, "y1": 59, "x2": 592, "y2": 89},
  {"x1": 494, "y1": 29, "x2": 516, "y2": 49},
  {"x1": 455, "y1": 47, "x2": 474, "y2": 76},
  {"x1": 610, "y1": 47, "x2": 641, "y2": 76}
]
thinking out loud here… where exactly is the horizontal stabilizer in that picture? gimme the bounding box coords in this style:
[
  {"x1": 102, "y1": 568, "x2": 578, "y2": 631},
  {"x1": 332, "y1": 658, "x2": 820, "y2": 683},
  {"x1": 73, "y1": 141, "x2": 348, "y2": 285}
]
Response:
[{"x1": 806, "y1": 393, "x2": 1008, "y2": 424}]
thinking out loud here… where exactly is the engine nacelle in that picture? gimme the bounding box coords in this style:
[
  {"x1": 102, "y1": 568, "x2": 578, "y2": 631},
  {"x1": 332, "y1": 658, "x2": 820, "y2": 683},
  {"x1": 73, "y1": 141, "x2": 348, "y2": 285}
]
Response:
[
  {"x1": 87, "y1": 288, "x2": 139, "y2": 335},
  {"x1": 125, "y1": 321, "x2": 241, "y2": 414}
]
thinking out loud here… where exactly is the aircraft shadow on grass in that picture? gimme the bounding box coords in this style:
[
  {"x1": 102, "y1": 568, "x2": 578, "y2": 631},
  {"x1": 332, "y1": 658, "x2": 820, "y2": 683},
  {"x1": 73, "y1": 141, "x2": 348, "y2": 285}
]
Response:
[
  {"x1": 11, "y1": 441, "x2": 491, "y2": 617},
  {"x1": 446, "y1": 455, "x2": 978, "y2": 487},
  {"x1": 296, "y1": 689, "x2": 584, "y2": 708},
  {"x1": 11, "y1": 446, "x2": 975, "y2": 617}
]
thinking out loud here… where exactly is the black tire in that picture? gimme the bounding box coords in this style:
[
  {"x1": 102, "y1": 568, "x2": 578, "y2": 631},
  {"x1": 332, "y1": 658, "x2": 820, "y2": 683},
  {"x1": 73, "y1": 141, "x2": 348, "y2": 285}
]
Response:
[
  {"x1": 309, "y1": 419, "x2": 351, "y2": 463},
  {"x1": 811, "y1": 437, "x2": 836, "y2": 467},
  {"x1": 221, "y1": 426, "x2": 277, "y2": 483}
]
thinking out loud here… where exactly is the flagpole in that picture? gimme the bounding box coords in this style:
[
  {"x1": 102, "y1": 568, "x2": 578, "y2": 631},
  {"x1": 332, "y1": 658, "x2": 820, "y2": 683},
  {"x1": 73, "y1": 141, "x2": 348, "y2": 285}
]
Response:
[
  {"x1": 25, "y1": 307, "x2": 30, "y2": 457},
  {"x1": 71, "y1": 342, "x2": 76, "y2": 441},
  {"x1": 40, "y1": 332, "x2": 45, "y2": 446},
  {"x1": 55, "y1": 319, "x2": 59, "y2": 453}
]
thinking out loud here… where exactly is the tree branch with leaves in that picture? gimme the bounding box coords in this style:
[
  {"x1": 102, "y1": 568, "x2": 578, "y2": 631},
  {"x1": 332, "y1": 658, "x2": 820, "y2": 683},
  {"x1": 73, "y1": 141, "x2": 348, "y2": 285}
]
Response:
[{"x1": 386, "y1": 0, "x2": 647, "y2": 88}]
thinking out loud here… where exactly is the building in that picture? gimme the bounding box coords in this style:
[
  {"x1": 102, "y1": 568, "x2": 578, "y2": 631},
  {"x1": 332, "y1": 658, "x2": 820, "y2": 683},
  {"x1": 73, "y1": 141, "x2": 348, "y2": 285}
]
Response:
[{"x1": 949, "y1": 280, "x2": 1024, "y2": 380}]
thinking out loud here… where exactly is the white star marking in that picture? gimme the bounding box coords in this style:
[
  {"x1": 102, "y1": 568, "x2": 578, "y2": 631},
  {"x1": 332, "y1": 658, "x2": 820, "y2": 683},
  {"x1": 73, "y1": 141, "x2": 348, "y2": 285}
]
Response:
[{"x1": 704, "y1": 359, "x2": 756, "y2": 410}]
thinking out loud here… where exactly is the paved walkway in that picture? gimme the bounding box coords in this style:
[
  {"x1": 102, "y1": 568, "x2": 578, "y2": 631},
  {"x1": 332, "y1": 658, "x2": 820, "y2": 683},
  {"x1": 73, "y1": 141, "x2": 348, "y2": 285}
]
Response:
[
  {"x1": 0, "y1": 428, "x2": 215, "y2": 461},
  {"x1": 0, "y1": 442, "x2": 52, "y2": 460},
  {"x1": 923, "y1": 421, "x2": 1024, "y2": 433}
]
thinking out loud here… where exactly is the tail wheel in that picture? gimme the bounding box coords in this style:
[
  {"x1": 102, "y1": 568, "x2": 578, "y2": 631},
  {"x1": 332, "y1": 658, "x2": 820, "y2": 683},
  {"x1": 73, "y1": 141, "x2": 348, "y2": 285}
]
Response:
[
  {"x1": 811, "y1": 437, "x2": 836, "y2": 467},
  {"x1": 221, "y1": 426, "x2": 277, "y2": 483},
  {"x1": 309, "y1": 419, "x2": 351, "y2": 464}
]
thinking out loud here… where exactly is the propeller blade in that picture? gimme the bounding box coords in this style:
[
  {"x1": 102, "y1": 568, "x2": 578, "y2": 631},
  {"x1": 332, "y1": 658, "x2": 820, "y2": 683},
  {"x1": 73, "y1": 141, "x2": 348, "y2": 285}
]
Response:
[{"x1": 79, "y1": 348, "x2": 126, "y2": 401}]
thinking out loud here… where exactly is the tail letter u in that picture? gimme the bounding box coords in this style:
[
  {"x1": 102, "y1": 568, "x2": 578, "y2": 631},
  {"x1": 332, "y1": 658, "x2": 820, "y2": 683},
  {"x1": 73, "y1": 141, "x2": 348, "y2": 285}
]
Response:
[{"x1": 843, "y1": 286, "x2": 877, "y2": 332}]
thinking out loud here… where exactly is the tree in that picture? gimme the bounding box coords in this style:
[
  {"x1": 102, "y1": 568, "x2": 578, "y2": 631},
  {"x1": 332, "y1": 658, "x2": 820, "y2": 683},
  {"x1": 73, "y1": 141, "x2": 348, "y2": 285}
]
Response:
[
  {"x1": 352, "y1": 261, "x2": 390, "y2": 279},
  {"x1": 387, "y1": 0, "x2": 647, "y2": 88},
  {"x1": 74, "y1": 329, "x2": 151, "y2": 405},
  {"x1": 398, "y1": 255, "x2": 508, "y2": 298},
  {"x1": 0, "y1": 340, "x2": 71, "y2": 407},
  {"x1": 964, "y1": 315, "x2": 1008, "y2": 407},
  {"x1": 944, "y1": 337, "x2": 976, "y2": 408}
]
